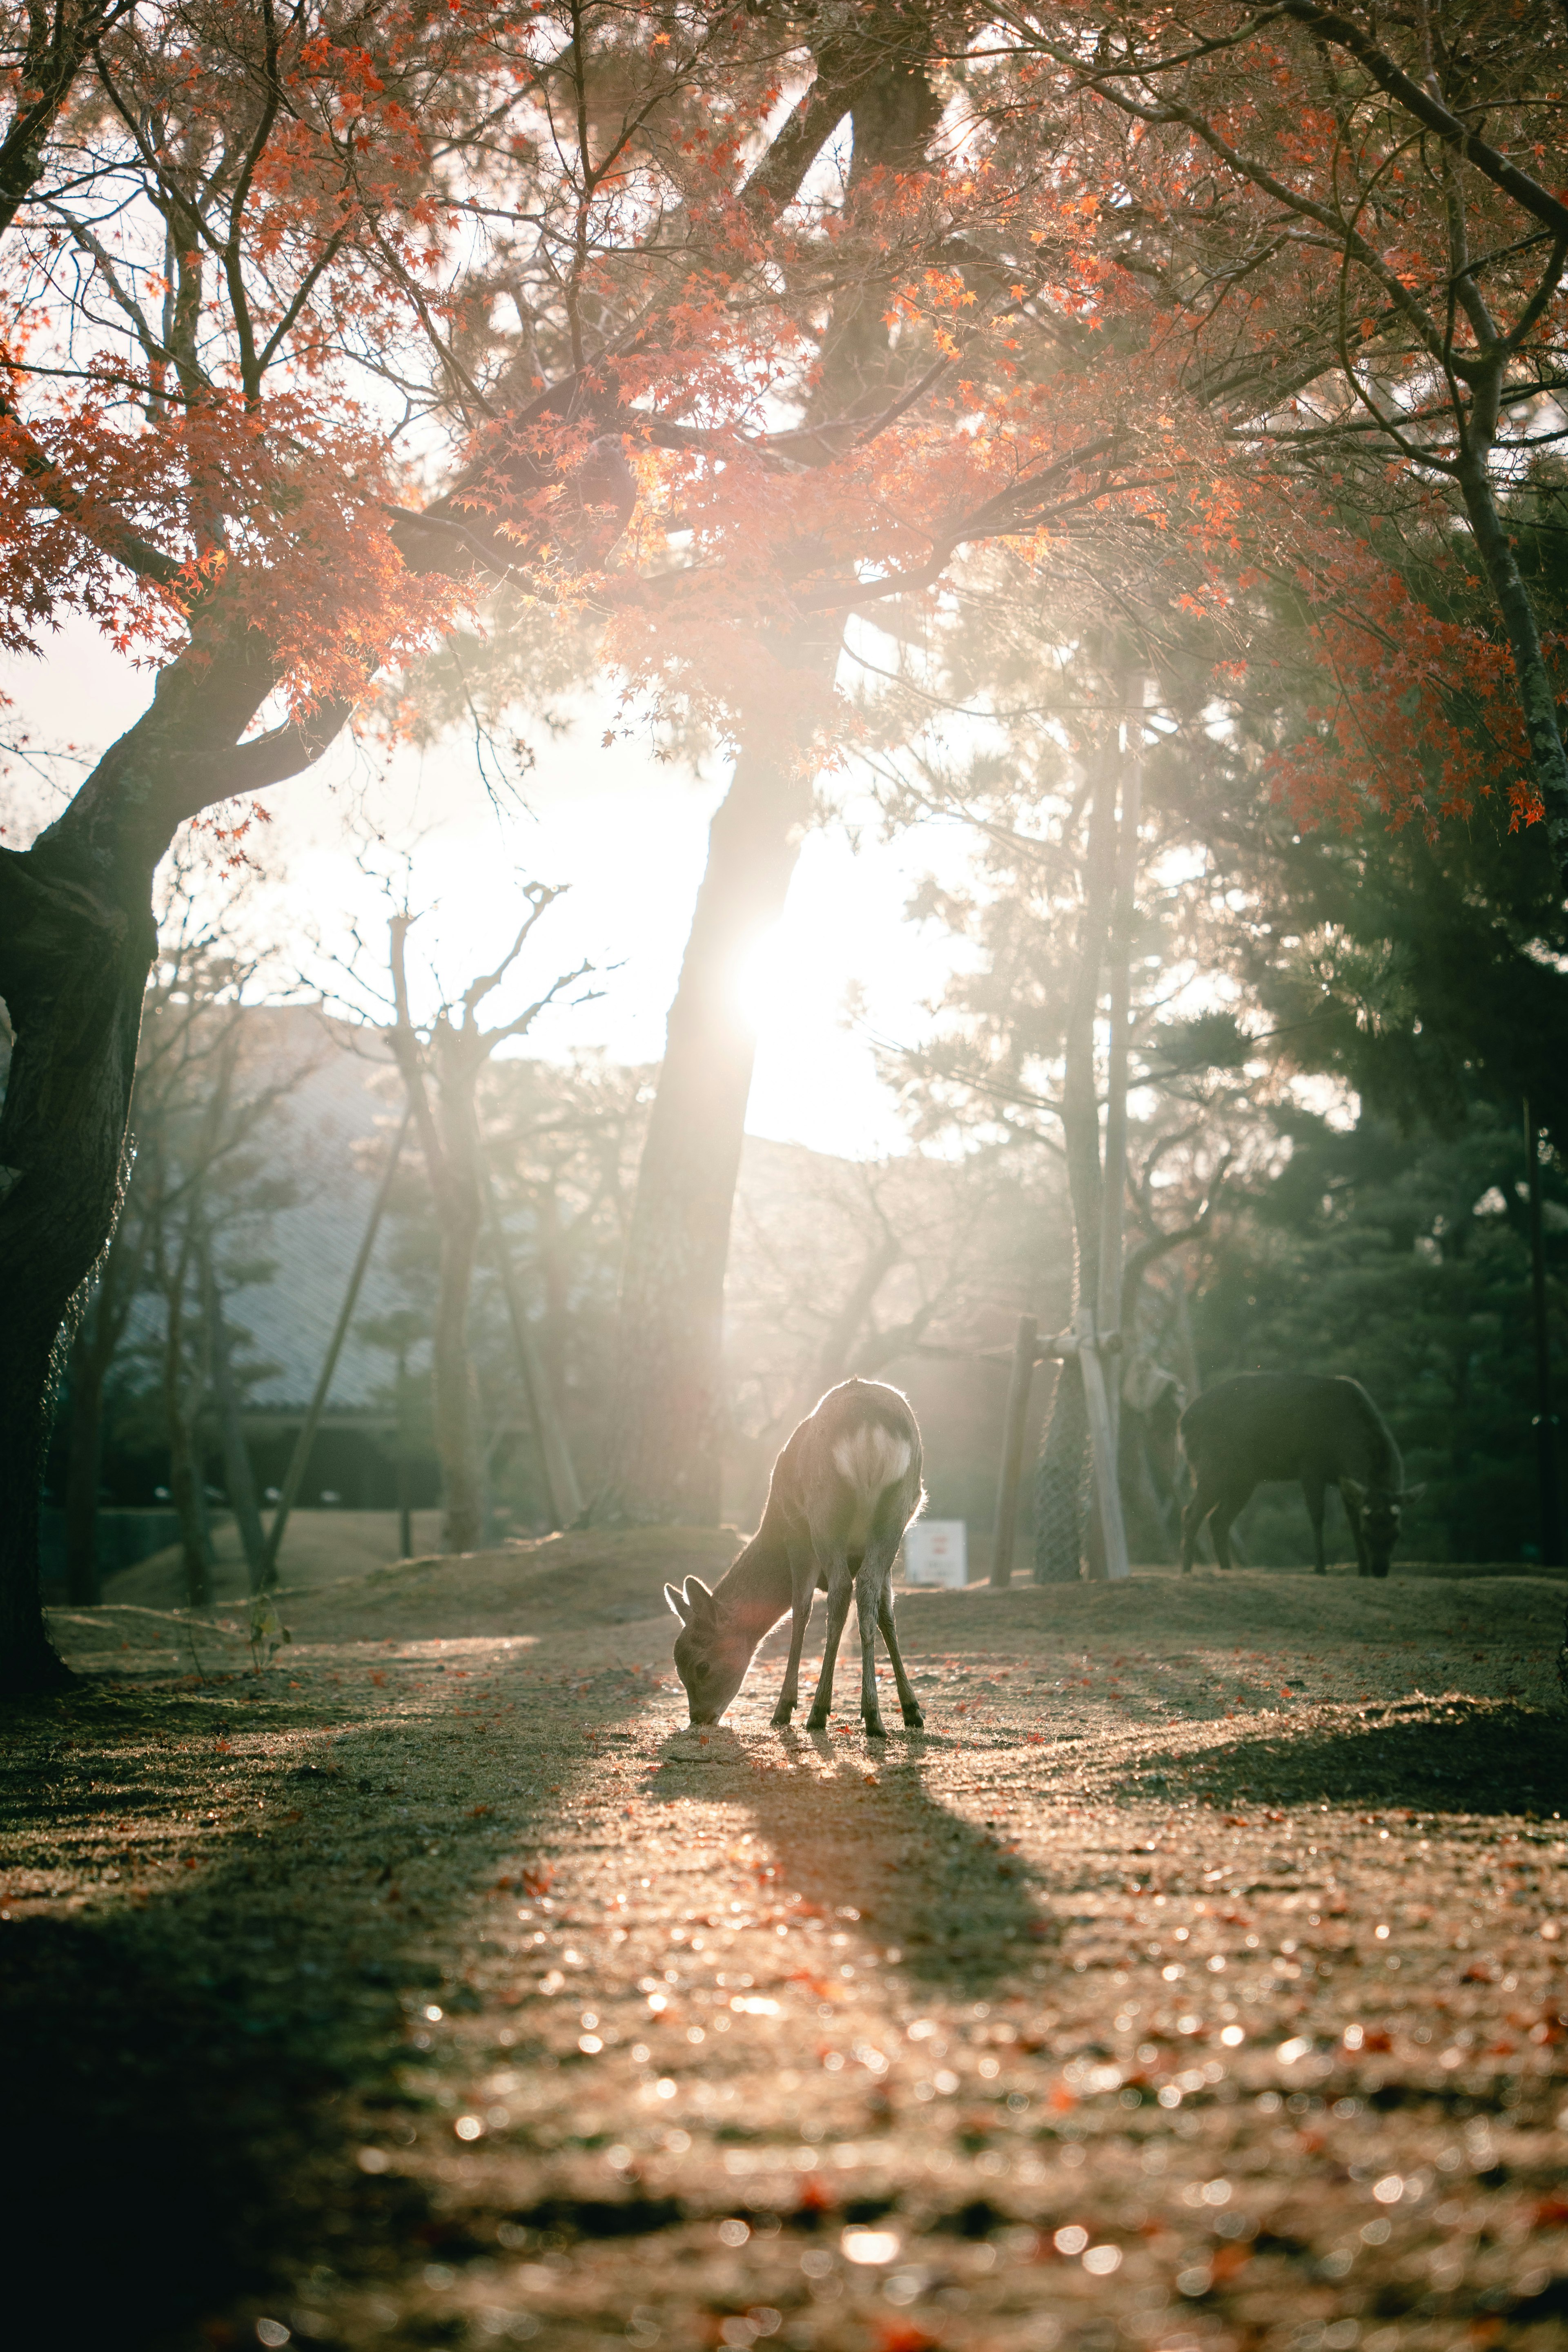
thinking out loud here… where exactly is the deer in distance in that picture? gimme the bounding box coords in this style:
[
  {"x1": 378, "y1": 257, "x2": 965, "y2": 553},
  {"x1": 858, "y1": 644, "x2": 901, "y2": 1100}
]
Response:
[
  {"x1": 664, "y1": 1379, "x2": 927, "y2": 1737},
  {"x1": 1179, "y1": 1371, "x2": 1421, "y2": 1579}
]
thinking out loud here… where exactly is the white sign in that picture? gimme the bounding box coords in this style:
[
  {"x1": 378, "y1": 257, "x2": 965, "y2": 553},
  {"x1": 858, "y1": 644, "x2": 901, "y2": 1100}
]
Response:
[{"x1": 902, "y1": 1520, "x2": 968, "y2": 1588}]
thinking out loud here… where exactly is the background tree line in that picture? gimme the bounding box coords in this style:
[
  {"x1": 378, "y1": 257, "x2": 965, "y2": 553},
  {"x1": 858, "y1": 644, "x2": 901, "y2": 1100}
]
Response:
[{"x1": 1, "y1": 3, "x2": 1566, "y2": 1685}]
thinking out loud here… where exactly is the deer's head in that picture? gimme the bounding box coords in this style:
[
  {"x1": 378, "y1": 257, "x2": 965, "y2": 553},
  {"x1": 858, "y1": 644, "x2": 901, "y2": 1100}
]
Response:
[
  {"x1": 664, "y1": 1576, "x2": 753, "y2": 1724},
  {"x1": 1341, "y1": 1479, "x2": 1424, "y2": 1579}
]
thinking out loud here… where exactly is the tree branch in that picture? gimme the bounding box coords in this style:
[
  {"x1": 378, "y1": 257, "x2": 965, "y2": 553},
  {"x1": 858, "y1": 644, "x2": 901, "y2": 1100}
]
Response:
[
  {"x1": 0, "y1": 390, "x2": 184, "y2": 585},
  {"x1": 1279, "y1": 0, "x2": 1568, "y2": 243},
  {"x1": 461, "y1": 883, "x2": 567, "y2": 1024},
  {"x1": 218, "y1": 699, "x2": 353, "y2": 794}
]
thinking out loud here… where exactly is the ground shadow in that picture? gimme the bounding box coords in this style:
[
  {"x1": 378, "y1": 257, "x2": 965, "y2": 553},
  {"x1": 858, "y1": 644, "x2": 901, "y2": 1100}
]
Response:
[
  {"x1": 0, "y1": 1661, "x2": 652, "y2": 2350},
  {"x1": 1109, "y1": 1697, "x2": 1568, "y2": 1814},
  {"x1": 647, "y1": 1725, "x2": 1051, "y2": 1993}
]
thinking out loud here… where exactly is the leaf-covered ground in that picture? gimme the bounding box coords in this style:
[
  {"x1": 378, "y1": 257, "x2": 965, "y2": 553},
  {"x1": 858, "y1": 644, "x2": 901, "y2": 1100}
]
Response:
[{"x1": 7, "y1": 1543, "x2": 1568, "y2": 2352}]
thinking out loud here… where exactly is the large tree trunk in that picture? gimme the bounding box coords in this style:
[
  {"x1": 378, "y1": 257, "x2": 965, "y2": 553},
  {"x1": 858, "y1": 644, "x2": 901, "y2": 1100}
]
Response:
[
  {"x1": 594, "y1": 16, "x2": 942, "y2": 1526},
  {"x1": 1033, "y1": 1357, "x2": 1091, "y2": 1584},
  {"x1": 61, "y1": 1335, "x2": 107, "y2": 1609},
  {"x1": 61, "y1": 1204, "x2": 148, "y2": 1606},
  {"x1": 1456, "y1": 441, "x2": 1568, "y2": 889},
  {"x1": 0, "y1": 625, "x2": 331, "y2": 1690},
  {"x1": 595, "y1": 726, "x2": 818, "y2": 1522},
  {"x1": 0, "y1": 856, "x2": 155, "y2": 1689},
  {"x1": 1033, "y1": 757, "x2": 1118, "y2": 1582}
]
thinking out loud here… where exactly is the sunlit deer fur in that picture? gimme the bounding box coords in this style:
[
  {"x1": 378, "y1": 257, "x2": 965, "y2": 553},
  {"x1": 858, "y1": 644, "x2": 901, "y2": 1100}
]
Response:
[{"x1": 664, "y1": 1379, "x2": 927, "y2": 1736}]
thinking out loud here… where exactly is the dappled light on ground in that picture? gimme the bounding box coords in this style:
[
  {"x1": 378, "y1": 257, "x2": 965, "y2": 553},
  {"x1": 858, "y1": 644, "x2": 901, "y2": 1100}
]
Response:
[{"x1": 6, "y1": 1544, "x2": 1568, "y2": 2350}]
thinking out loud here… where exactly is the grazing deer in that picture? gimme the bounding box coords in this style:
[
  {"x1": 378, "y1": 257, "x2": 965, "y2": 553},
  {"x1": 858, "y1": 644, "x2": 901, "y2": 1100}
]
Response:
[
  {"x1": 664, "y1": 1379, "x2": 927, "y2": 1736},
  {"x1": 1179, "y1": 1371, "x2": 1421, "y2": 1578}
]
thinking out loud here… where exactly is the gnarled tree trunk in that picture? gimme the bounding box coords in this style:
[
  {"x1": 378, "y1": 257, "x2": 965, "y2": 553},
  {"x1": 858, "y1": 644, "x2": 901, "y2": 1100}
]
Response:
[
  {"x1": 0, "y1": 855, "x2": 156, "y2": 1688},
  {"x1": 595, "y1": 11, "x2": 944, "y2": 1524},
  {"x1": 0, "y1": 627, "x2": 338, "y2": 1690},
  {"x1": 60, "y1": 1198, "x2": 147, "y2": 1606},
  {"x1": 595, "y1": 721, "x2": 820, "y2": 1521}
]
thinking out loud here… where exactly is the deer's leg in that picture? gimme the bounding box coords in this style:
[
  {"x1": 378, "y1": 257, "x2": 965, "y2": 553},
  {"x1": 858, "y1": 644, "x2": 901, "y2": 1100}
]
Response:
[
  {"x1": 1210, "y1": 1482, "x2": 1252, "y2": 1572},
  {"x1": 854, "y1": 1570, "x2": 889, "y2": 1738},
  {"x1": 1180, "y1": 1475, "x2": 1216, "y2": 1573},
  {"x1": 771, "y1": 1542, "x2": 817, "y2": 1727},
  {"x1": 805, "y1": 1556, "x2": 854, "y2": 1730},
  {"x1": 876, "y1": 1587, "x2": 924, "y2": 1728},
  {"x1": 1341, "y1": 1485, "x2": 1371, "y2": 1577},
  {"x1": 1303, "y1": 1475, "x2": 1327, "y2": 1575}
]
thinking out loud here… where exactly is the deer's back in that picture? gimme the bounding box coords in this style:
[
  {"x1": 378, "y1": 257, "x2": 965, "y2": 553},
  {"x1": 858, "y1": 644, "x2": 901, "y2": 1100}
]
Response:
[
  {"x1": 1181, "y1": 1372, "x2": 1397, "y2": 1487},
  {"x1": 767, "y1": 1379, "x2": 923, "y2": 1549}
]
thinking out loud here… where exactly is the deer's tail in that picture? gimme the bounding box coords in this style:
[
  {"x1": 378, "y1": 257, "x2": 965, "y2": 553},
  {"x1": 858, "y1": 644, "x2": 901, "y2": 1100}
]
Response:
[{"x1": 832, "y1": 1422, "x2": 913, "y2": 1500}]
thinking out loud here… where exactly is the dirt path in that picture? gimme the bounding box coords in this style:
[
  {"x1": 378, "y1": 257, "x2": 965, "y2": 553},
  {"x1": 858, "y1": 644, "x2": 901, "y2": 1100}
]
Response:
[{"x1": 8, "y1": 1546, "x2": 1568, "y2": 2352}]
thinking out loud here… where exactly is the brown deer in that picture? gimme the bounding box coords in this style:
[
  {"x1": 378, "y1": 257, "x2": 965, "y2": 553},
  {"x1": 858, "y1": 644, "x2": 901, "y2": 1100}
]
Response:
[
  {"x1": 664, "y1": 1379, "x2": 927, "y2": 1736},
  {"x1": 1179, "y1": 1370, "x2": 1421, "y2": 1577}
]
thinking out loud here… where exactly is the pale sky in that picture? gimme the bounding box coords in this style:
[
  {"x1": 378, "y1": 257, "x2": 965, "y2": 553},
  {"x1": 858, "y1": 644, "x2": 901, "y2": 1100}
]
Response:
[{"x1": 4, "y1": 621, "x2": 972, "y2": 1160}]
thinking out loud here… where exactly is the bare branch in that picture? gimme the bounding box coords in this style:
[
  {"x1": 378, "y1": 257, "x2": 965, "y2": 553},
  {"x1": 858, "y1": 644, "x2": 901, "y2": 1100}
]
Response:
[{"x1": 461, "y1": 883, "x2": 568, "y2": 1025}]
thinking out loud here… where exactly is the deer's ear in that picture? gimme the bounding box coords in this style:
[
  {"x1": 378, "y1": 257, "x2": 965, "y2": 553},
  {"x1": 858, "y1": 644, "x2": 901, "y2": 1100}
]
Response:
[
  {"x1": 684, "y1": 1576, "x2": 717, "y2": 1621},
  {"x1": 1401, "y1": 1483, "x2": 1425, "y2": 1504},
  {"x1": 1340, "y1": 1477, "x2": 1365, "y2": 1508},
  {"x1": 664, "y1": 1581, "x2": 691, "y2": 1624}
]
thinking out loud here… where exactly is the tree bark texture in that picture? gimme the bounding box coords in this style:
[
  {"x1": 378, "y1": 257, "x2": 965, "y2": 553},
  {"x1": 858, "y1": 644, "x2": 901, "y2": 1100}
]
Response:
[
  {"x1": 595, "y1": 16, "x2": 942, "y2": 1526},
  {"x1": 0, "y1": 621, "x2": 337, "y2": 1689},
  {"x1": 596, "y1": 730, "x2": 818, "y2": 1521},
  {"x1": 1456, "y1": 445, "x2": 1568, "y2": 889},
  {"x1": 1033, "y1": 1355, "x2": 1091, "y2": 1584},
  {"x1": 61, "y1": 1352, "x2": 107, "y2": 1610},
  {"x1": 0, "y1": 854, "x2": 154, "y2": 1687},
  {"x1": 60, "y1": 1202, "x2": 146, "y2": 1606}
]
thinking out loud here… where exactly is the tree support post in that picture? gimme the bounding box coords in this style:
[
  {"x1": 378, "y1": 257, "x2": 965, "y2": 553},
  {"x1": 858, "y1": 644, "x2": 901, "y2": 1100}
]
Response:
[
  {"x1": 256, "y1": 1109, "x2": 410, "y2": 1591},
  {"x1": 990, "y1": 1312, "x2": 1038, "y2": 1589},
  {"x1": 1525, "y1": 1098, "x2": 1564, "y2": 1569},
  {"x1": 482, "y1": 1169, "x2": 584, "y2": 1530}
]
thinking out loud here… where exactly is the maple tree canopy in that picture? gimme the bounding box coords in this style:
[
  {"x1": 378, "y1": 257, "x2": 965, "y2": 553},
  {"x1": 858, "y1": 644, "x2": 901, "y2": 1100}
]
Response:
[
  {"x1": 977, "y1": 2, "x2": 1568, "y2": 860},
  {"x1": 0, "y1": 0, "x2": 1545, "y2": 853}
]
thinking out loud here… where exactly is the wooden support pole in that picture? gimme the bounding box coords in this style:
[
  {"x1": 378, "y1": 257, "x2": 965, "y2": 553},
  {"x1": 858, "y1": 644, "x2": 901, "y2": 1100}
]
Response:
[
  {"x1": 257, "y1": 1108, "x2": 410, "y2": 1591},
  {"x1": 1078, "y1": 1309, "x2": 1131, "y2": 1581},
  {"x1": 990, "y1": 1312, "x2": 1038, "y2": 1589},
  {"x1": 482, "y1": 1169, "x2": 584, "y2": 1530},
  {"x1": 1526, "y1": 1098, "x2": 1565, "y2": 1567}
]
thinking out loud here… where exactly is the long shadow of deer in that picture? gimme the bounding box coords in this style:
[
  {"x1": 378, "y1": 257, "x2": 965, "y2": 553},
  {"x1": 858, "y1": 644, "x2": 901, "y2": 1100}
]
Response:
[{"x1": 645, "y1": 1722, "x2": 1053, "y2": 1993}]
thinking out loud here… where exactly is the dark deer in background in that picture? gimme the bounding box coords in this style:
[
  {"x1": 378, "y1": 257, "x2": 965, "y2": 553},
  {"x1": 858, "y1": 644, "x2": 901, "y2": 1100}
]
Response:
[
  {"x1": 664, "y1": 1379, "x2": 927, "y2": 1735},
  {"x1": 1179, "y1": 1371, "x2": 1421, "y2": 1578}
]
